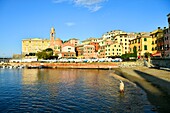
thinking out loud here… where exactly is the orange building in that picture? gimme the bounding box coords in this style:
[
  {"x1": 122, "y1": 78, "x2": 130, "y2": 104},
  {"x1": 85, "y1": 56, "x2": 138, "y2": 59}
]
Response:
[{"x1": 89, "y1": 42, "x2": 99, "y2": 52}]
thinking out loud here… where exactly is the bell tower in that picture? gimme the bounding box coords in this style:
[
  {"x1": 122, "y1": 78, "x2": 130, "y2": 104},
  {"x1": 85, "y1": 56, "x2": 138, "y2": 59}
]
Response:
[
  {"x1": 50, "y1": 27, "x2": 55, "y2": 41},
  {"x1": 50, "y1": 27, "x2": 56, "y2": 49}
]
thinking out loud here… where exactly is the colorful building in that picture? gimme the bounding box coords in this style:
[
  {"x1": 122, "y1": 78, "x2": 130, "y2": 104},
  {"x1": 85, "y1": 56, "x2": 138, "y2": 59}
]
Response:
[
  {"x1": 75, "y1": 45, "x2": 84, "y2": 59},
  {"x1": 129, "y1": 33, "x2": 152, "y2": 58},
  {"x1": 61, "y1": 43, "x2": 76, "y2": 58},
  {"x1": 163, "y1": 13, "x2": 170, "y2": 57},
  {"x1": 105, "y1": 42, "x2": 122, "y2": 58},
  {"x1": 22, "y1": 27, "x2": 62, "y2": 56},
  {"x1": 22, "y1": 38, "x2": 50, "y2": 56},
  {"x1": 76, "y1": 45, "x2": 97, "y2": 59},
  {"x1": 150, "y1": 27, "x2": 164, "y2": 57},
  {"x1": 81, "y1": 37, "x2": 98, "y2": 45},
  {"x1": 83, "y1": 45, "x2": 96, "y2": 59},
  {"x1": 63, "y1": 38, "x2": 80, "y2": 47},
  {"x1": 98, "y1": 46, "x2": 105, "y2": 58},
  {"x1": 89, "y1": 42, "x2": 99, "y2": 52}
]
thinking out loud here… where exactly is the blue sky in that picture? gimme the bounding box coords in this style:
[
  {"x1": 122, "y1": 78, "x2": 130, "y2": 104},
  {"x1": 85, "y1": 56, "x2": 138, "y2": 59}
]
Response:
[{"x1": 0, "y1": 0, "x2": 170, "y2": 57}]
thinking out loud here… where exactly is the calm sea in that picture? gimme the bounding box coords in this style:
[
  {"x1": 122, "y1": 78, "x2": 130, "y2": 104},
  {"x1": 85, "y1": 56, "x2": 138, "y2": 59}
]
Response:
[{"x1": 0, "y1": 68, "x2": 154, "y2": 112}]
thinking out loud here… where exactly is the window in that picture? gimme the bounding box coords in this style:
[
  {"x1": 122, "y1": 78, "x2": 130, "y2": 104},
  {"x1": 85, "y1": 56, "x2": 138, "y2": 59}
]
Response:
[
  {"x1": 112, "y1": 49, "x2": 114, "y2": 51},
  {"x1": 144, "y1": 38, "x2": 147, "y2": 41},
  {"x1": 114, "y1": 45, "x2": 116, "y2": 47},
  {"x1": 152, "y1": 41, "x2": 154, "y2": 45},
  {"x1": 138, "y1": 39, "x2": 140, "y2": 43},
  {"x1": 138, "y1": 46, "x2": 140, "y2": 51},
  {"x1": 152, "y1": 47, "x2": 154, "y2": 51},
  {"x1": 144, "y1": 45, "x2": 147, "y2": 50}
]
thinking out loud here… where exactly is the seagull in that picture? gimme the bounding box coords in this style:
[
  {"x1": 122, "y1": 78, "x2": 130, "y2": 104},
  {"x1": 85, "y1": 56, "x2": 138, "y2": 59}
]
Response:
[{"x1": 119, "y1": 80, "x2": 124, "y2": 93}]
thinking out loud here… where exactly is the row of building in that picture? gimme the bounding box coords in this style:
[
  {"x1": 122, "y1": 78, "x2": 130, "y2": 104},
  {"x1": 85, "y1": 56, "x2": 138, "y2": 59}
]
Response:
[{"x1": 22, "y1": 13, "x2": 170, "y2": 59}]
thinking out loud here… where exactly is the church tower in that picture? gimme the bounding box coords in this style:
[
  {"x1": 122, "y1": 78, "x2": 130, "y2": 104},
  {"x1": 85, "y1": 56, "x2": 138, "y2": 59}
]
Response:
[{"x1": 50, "y1": 27, "x2": 56, "y2": 49}]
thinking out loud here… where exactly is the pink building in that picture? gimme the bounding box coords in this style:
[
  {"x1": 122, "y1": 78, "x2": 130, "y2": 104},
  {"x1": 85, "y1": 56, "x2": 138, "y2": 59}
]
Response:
[
  {"x1": 83, "y1": 45, "x2": 97, "y2": 59},
  {"x1": 61, "y1": 43, "x2": 76, "y2": 58},
  {"x1": 164, "y1": 14, "x2": 170, "y2": 57},
  {"x1": 63, "y1": 38, "x2": 79, "y2": 47}
]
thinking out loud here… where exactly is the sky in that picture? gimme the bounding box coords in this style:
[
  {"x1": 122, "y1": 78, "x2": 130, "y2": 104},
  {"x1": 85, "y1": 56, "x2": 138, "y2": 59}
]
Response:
[{"x1": 0, "y1": 0, "x2": 170, "y2": 57}]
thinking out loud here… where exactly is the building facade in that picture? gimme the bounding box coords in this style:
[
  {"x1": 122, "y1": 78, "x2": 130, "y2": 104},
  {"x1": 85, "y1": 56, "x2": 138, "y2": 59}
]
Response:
[
  {"x1": 129, "y1": 34, "x2": 152, "y2": 57},
  {"x1": 61, "y1": 43, "x2": 76, "y2": 58},
  {"x1": 22, "y1": 38, "x2": 50, "y2": 56},
  {"x1": 22, "y1": 27, "x2": 63, "y2": 57},
  {"x1": 163, "y1": 14, "x2": 170, "y2": 57},
  {"x1": 150, "y1": 27, "x2": 164, "y2": 57}
]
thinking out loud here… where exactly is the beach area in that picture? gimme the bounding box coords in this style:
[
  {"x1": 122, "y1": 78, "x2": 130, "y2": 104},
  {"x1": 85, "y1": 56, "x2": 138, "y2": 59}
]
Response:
[{"x1": 114, "y1": 66, "x2": 170, "y2": 113}]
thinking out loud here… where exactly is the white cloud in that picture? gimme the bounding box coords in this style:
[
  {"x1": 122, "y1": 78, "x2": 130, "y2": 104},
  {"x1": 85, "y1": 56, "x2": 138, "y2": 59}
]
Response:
[
  {"x1": 53, "y1": 0, "x2": 68, "y2": 3},
  {"x1": 86, "y1": 5, "x2": 102, "y2": 12},
  {"x1": 73, "y1": 0, "x2": 107, "y2": 12},
  {"x1": 53, "y1": 0, "x2": 108, "y2": 12},
  {"x1": 65, "y1": 22, "x2": 76, "y2": 26},
  {"x1": 74, "y1": 0, "x2": 106, "y2": 6}
]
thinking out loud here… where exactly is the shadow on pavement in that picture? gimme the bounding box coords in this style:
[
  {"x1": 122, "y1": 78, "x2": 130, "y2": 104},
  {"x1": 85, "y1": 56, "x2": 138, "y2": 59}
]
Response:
[{"x1": 133, "y1": 70, "x2": 170, "y2": 113}]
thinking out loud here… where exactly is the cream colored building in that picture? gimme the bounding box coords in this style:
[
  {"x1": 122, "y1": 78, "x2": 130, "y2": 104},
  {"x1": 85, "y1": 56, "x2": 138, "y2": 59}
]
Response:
[
  {"x1": 81, "y1": 37, "x2": 98, "y2": 45},
  {"x1": 98, "y1": 31, "x2": 137, "y2": 58},
  {"x1": 113, "y1": 32, "x2": 136, "y2": 54}
]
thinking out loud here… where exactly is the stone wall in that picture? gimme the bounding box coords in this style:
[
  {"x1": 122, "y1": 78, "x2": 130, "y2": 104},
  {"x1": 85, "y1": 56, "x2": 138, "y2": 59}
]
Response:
[
  {"x1": 119, "y1": 60, "x2": 144, "y2": 68},
  {"x1": 151, "y1": 58, "x2": 170, "y2": 68}
]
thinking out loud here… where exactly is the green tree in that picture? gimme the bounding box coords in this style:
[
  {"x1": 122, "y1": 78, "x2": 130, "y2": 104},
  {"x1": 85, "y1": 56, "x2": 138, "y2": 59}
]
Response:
[
  {"x1": 36, "y1": 48, "x2": 56, "y2": 60},
  {"x1": 144, "y1": 52, "x2": 151, "y2": 58}
]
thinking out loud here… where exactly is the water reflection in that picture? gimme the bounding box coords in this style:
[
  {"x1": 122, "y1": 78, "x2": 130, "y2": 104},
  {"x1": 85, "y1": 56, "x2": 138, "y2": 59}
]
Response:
[{"x1": 0, "y1": 69, "x2": 154, "y2": 112}]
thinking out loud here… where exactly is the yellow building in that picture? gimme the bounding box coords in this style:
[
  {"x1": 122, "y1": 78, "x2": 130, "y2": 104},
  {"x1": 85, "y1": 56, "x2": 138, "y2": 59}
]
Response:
[
  {"x1": 112, "y1": 32, "x2": 136, "y2": 54},
  {"x1": 129, "y1": 34, "x2": 152, "y2": 57},
  {"x1": 99, "y1": 31, "x2": 137, "y2": 58},
  {"x1": 105, "y1": 42, "x2": 122, "y2": 57},
  {"x1": 22, "y1": 27, "x2": 63, "y2": 56},
  {"x1": 22, "y1": 38, "x2": 50, "y2": 55},
  {"x1": 150, "y1": 27, "x2": 164, "y2": 56}
]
